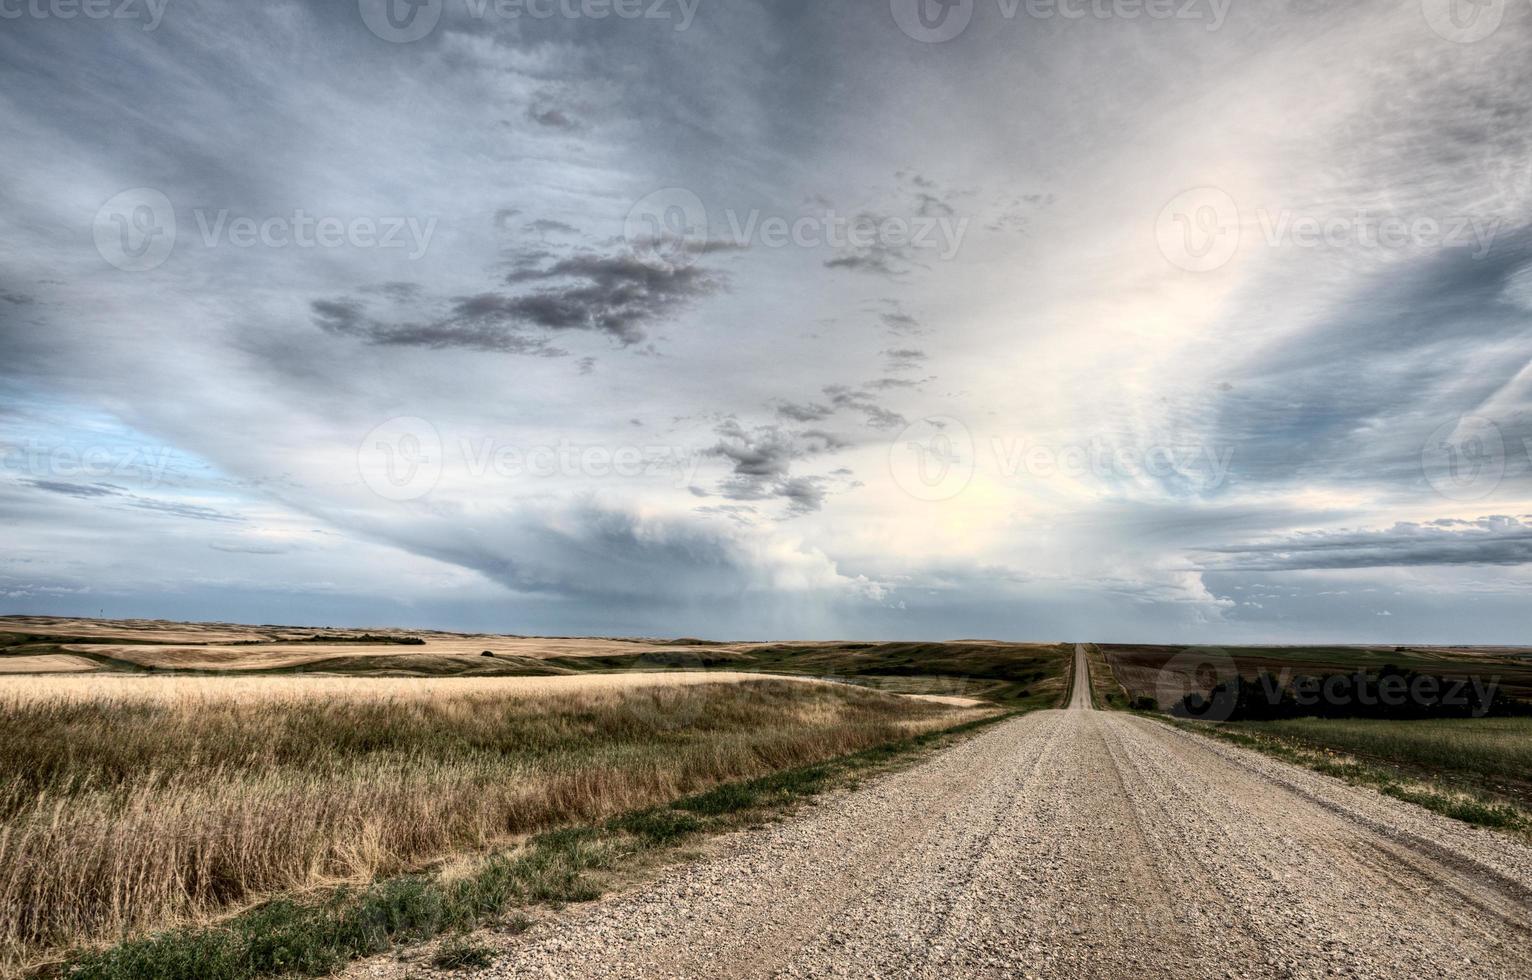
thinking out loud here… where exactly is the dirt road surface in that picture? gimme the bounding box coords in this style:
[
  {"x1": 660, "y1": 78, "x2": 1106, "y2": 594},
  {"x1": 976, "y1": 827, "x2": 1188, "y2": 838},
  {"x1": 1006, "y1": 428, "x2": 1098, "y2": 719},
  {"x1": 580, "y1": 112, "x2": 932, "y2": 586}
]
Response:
[{"x1": 481, "y1": 644, "x2": 1532, "y2": 978}]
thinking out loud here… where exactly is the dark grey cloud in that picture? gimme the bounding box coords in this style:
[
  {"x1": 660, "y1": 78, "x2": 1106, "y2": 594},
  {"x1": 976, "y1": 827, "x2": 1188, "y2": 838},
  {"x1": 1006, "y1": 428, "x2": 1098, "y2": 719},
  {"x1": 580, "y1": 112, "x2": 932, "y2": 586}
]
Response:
[
  {"x1": 21, "y1": 479, "x2": 242, "y2": 524},
  {"x1": 707, "y1": 420, "x2": 846, "y2": 478},
  {"x1": 337, "y1": 499, "x2": 867, "y2": 603},
  {"x1": 528, "y1": 105, "x2": 579, "y2": 130},
  {"x1": 525, "y1": 219, "x2": 580, "y2": 236},
  {"x1": 775, "y1": 476, "x2": 829, "y2": 516},
  {"x1": 825, "y1": 239, "x2": 910, "y2": 278},
  {"x1": 820, "y1": 384, "x2": 908, "y2": 431},
  {"x1": 1205, "y1": 230, "x2": 1532, "y2": 492},
  {"x1": 1203, "y1": 517, "x2": 1532, "y2": 570},
  {"x1": 864, "y1": 377, "x2": 925, "y2": 390},
  {"x1": 25, "y1": 479, "x2": 121, "y2": 498},
  {"x1": 882, "y1": 348, "x2": 927, "y2": 372},
  {"x1": 773, "y1": 400, "x2": 834, "y2": 423},
  {"x1": 128, "y1": 498, "x2": 245, "y2": 524},
  {"x1": 764, "y1": 383, "x2": 910, "y2": 432},
  {"x1": 490, "y1": 249, "x2": 731, "y2": 343},
  {"x1": 895, "y1": 170, "x2": 961, "y2": 218},
  {"x1": 311, "y1": 299, "x2": 569, "y2": 356},
  {"x1": 312, "y1": 245, "x2": 729, "y2": 355},
  {"x1": 7, "y1": 0, "x2": 1532, "y2": 641},
  {"x1": 705, "y1": 421, "x2": 849, "y2": 514}
]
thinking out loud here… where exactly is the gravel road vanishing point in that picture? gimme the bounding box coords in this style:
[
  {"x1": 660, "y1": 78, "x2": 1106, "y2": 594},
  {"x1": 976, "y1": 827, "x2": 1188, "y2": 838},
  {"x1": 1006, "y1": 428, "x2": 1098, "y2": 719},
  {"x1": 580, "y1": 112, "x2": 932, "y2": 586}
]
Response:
[{"x1": 475, "y1": 644, "x2": 1532, "y2": 978}]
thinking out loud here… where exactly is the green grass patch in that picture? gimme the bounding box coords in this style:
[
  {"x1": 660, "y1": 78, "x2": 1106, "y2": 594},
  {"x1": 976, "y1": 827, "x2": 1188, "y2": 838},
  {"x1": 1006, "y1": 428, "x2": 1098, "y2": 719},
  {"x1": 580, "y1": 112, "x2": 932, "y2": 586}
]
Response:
[
  {"x1": 1176, "y1": 720, "x2": 1532, "y2": 834},
  {"x1": 61, "y1": 826, "x2": 621, "y2": 980},
  {"x1": 674, "y1": 764, "x2": 834, "y2": 816},
  {"x1": 1230, "y1": 715, "x2": 1532, "y2": 789}
]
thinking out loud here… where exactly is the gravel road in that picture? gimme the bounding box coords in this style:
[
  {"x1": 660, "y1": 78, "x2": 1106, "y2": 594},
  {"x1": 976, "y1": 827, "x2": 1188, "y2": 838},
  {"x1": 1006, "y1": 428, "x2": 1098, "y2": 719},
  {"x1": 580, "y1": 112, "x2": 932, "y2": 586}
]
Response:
[{"x1": 475, "y1": 644, "x2": 1532, "y2": 978}]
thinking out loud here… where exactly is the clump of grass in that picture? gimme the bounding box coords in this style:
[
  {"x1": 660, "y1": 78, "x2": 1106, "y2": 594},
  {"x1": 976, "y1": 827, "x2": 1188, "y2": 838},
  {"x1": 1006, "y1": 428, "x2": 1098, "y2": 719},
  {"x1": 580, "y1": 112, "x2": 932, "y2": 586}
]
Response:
[
  {"x1": 430, "y1": 934, "x2": 495, "y2": 970},
  {"x1": 605, "y1": 808, "x2": 704, "y2": 844},
  {"x1": 1380, "y1": 786, "x2": 1527, "y2": 829},
  {"x1": 0, "y1": 676, "x2": 984, "y2": 972},
  {"x1": 675, "y1": 765, "x2": 834, "y2": 815}
]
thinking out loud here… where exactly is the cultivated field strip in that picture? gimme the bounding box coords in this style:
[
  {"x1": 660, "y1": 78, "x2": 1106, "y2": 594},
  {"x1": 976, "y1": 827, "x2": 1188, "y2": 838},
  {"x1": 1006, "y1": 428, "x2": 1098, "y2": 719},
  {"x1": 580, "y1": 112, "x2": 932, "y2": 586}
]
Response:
[{"x1": 465, "y1": 646, "x2": 1532, "y2": 979}]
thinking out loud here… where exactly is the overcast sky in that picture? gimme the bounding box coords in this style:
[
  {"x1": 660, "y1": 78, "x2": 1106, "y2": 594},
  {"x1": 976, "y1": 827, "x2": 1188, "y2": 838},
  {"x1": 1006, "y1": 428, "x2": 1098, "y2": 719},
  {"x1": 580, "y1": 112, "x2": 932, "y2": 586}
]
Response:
[{"x1": 3, "y1": 0, "x2": 1531, "y2": 642}]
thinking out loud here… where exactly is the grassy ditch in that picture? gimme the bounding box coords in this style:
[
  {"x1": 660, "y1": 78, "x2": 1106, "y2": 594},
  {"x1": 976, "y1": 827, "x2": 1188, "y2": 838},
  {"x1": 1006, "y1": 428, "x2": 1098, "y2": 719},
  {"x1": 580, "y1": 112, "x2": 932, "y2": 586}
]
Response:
[
  {"x1": 1080, "y1": 643, "x2": 1133, "y2": 710},
  {"x1": 1176, "y1": 718, "x2": 1532, "y2": 834},
  {"x1": 0, "y1": 675, "x2": 989, "y2": 974},
  {"x1": 45, "y1": 712, "x2": 1013, "y2": 980}
]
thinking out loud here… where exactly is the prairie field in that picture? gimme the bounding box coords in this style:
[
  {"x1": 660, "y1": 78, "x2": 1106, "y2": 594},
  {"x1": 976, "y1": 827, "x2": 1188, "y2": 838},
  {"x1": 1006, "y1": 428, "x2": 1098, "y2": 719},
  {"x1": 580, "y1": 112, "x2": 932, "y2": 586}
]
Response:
[
  {"x1": 1097, "y1": 642, "x2": 1532, "y2": 710},
  {"x1": 0, "y1": 671, "x2": 985, "y2": 972},
  {"x1": 1226, "y1": 715, "x2": 1532, "y2": 806},
  {"x1": 0, "y1": 617, "x2": 1068, "y2": 708}
]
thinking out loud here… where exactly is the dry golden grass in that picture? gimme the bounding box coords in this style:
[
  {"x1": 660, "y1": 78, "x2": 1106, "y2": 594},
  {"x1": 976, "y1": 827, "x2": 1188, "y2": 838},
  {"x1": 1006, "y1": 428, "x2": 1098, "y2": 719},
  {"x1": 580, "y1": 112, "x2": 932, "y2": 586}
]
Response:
[
  {"x1": 0, "y1": 655, "x2": 96, "y2": 673},
  {"x1": 0, "y1": 672, "x2": 979, "y2": 971}
]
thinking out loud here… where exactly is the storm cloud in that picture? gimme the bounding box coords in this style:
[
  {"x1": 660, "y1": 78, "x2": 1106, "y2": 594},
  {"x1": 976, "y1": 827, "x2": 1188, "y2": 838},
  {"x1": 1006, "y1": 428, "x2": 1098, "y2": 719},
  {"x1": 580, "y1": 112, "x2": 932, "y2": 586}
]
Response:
[{"x1": 3, "y1": 0, "x2": 1532, "y2": 640}]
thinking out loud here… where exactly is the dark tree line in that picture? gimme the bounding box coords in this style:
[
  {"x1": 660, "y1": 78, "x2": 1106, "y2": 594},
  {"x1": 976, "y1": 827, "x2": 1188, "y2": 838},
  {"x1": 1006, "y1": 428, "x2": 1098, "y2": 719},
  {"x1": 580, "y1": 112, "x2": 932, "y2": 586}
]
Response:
[{"x1": 1172, "y1": 665, "x2": 1524, "y2": 721}]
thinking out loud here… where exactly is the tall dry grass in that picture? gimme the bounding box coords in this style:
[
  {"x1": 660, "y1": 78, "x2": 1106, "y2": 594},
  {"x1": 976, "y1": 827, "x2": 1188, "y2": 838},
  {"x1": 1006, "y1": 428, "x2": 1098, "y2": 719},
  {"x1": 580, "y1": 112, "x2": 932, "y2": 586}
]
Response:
[{"x1": 0, "y1": 674, "x2": 971, "y2": 971}]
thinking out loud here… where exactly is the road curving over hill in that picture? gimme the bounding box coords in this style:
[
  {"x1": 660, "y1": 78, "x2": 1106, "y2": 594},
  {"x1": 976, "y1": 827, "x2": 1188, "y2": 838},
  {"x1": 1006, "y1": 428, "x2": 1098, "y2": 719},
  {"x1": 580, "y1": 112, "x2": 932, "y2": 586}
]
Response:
[{"x1": 484, "y1": 644, "x2": 1532, "y2": 979}]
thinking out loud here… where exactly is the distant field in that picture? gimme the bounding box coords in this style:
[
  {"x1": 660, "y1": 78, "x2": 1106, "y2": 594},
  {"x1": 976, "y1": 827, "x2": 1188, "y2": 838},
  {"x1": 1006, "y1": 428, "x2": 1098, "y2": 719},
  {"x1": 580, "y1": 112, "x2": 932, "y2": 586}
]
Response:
[
  {"x1": 0, "y1": 671, "x2": 987, "y2": 972},
  {"x1": 1098, "y1": 642, "x2": 1532, "y2": 711},
  {"x1": 0, "y1": 617, "x2": 1070, "y2": 708}
]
